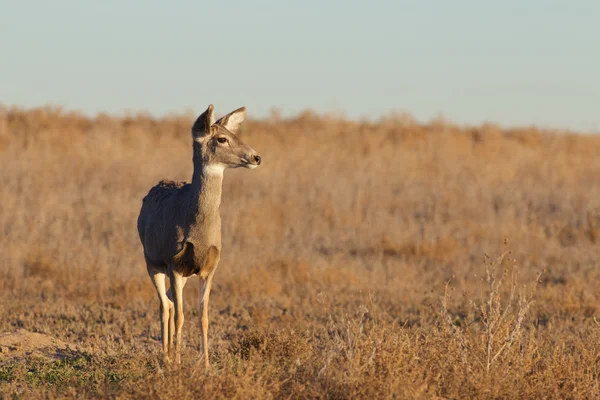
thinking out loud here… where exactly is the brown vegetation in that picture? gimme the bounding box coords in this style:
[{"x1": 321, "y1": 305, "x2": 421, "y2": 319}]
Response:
[{"x1": 1, "y1": 105, "x2": 600, "y2": 398}]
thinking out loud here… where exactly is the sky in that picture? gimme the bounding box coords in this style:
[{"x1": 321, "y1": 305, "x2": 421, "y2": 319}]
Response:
[{"x1": 1, "y1": 0, "x2": 599, "y2": 130}]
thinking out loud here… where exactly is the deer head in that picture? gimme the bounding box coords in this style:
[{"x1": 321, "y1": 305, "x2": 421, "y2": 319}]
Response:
[{"x1": 191, "y1": 104, "x2": 261, "y2": 174}]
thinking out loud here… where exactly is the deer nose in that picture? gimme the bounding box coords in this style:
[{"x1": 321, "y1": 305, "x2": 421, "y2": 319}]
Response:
[{"x1": 253, "y1": 155, "x2": 261, "y2": 165}]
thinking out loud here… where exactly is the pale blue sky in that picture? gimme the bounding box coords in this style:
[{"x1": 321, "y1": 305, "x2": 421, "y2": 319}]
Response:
[{"x1": 1, "y1": 1, "x2": 598, "y2": 130}]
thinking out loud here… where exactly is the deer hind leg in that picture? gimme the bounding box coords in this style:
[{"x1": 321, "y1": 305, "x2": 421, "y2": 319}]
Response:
[
  {"x1": 147, "y1": 263, "x2": 171, "y2": 364},
  {"x1": 168, "y1": 268, "x2": 187, "y2": 365}
]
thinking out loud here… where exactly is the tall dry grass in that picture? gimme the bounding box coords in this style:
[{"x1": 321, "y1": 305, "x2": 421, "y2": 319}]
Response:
[{"x1": 1, "y1": 105, "x2": 600, "y2": 398}]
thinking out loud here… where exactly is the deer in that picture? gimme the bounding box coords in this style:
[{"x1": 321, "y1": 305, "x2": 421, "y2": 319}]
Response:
[{"x1": 137, "y1": 104, "x2": 261, "y2": 366}]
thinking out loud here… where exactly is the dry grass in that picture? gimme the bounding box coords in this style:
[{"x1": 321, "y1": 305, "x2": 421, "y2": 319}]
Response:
[{"x1": 1, "y1": 105, "x2": 600, "y2": 399}]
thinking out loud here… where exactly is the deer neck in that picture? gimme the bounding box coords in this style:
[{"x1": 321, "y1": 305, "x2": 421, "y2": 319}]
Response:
[{"x1": 190, "y1": 163, "x2": 224, "y2": 217}]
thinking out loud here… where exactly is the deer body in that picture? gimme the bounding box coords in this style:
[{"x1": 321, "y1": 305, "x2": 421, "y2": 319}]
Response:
[
  {"x1": 139, "y1": 176, "x2": 222, "y2": 276},
  {"x1": 137, "y1": 104, "x2": 260, "y2": 366}
]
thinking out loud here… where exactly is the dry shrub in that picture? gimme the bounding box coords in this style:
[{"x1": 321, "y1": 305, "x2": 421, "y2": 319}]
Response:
[{"x1": 440, "y1": 243, "x2": 542, "y2": 378}]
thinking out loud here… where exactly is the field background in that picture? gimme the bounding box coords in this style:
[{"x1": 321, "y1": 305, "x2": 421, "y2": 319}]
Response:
[{"x1": 1, "y1": 106, "x2": 600, "y2": 399}]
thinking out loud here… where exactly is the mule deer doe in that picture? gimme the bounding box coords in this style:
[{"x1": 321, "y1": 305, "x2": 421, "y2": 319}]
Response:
[{"x1": 137, "y1": 104, "x2": 261, "y2": 366}]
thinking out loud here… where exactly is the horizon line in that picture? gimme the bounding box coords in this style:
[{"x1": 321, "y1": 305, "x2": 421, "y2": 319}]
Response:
[{"x1": 1, "y1": 102, "x2": 598, "y2": 135}]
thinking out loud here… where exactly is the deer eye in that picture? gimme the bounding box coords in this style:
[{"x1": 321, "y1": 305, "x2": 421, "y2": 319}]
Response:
[{"x1": 217, "y1": 137, "x2": 228, "y2": 144}]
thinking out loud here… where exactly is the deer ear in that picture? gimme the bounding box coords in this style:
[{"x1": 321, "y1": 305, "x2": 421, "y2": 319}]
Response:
[
  {"x1": 191, "y1": 104, "x2": 215, "y2": 140},
  {"x1": 215, "y1": 106, "x2": 246, "y2": 133}
]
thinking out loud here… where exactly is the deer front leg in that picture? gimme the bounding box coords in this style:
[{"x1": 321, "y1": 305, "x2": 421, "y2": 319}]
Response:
[
  {"x1": 199, "y1": 246, "x2": 220, "y2": 368},
  {"x1": 167, "y1": 286, "x2": 175, "y2": 356},
  {"x1": 199, "y1": 276, "x2": 214, "y2": 368}
]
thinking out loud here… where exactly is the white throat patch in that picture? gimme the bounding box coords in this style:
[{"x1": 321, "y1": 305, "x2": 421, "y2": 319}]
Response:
[{"x1": 203, "y1": 164, "x2": 225, "y2": 176}]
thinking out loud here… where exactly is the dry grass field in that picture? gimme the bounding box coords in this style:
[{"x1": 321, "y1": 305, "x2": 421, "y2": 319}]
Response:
[{"x1": 1, "y1": 105, "x2": 600, "y2": 399}]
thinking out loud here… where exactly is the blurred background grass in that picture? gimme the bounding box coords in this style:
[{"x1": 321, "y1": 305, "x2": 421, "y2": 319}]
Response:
[{"x1": 1, "y1": 106, "x2": 600, "y2": 398}]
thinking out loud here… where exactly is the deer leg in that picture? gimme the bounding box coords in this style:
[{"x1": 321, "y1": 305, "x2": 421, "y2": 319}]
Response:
[
  {"x1": 169, "y1": 268, "x2": 187, "y2": 364},
  {"x1": 198, "y1": 246, "x2": 220, "y2": 368},
  {"x1": 167, "y1": 286, "x2": 175, "y2": 355},
  {"x1": 147, "y1": 264, "x2": 170, "y2": 364},
  {"x1": 199, "y1": 276, "x2": 214, "y2": 368}
]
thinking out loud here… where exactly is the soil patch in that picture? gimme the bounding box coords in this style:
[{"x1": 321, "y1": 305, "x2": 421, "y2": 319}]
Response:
[{"x1": 0, "y1": 329, "x2": 78, "y2": 362}]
